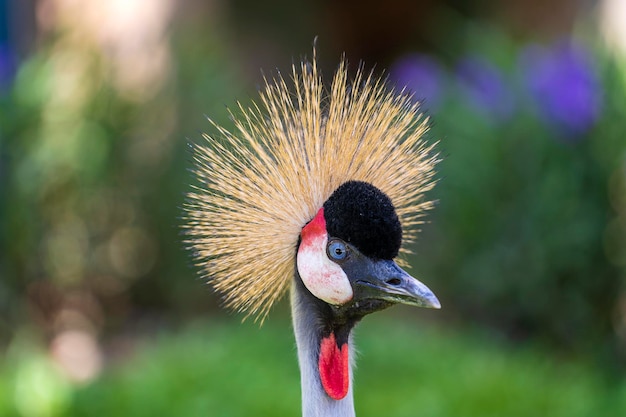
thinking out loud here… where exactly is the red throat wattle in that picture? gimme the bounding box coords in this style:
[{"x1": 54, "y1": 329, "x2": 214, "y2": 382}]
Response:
[{"x1": 318, "y1": 332, "x2": 350, "y2": 400}]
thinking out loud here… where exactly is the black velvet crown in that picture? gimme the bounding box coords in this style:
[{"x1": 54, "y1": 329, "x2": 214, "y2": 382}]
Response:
[{"x1": 323, "y1": 181, "x2": 402, "y2": 260}]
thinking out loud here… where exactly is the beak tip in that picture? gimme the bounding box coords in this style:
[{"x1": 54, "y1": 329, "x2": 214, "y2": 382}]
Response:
[{"x1": 426, "y1": 294, "x2": 441, "y2": 310}]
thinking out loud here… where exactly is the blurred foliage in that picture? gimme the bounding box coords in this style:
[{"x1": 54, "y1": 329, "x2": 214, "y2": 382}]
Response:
[
  {"x1": 0, "y1": 8, "x2": 246, "y2": 346},
  {"x1": 2, "y1": 317, "x2": 625, "y2": 417},
  {"x1": 405, "y1": 24, "x2": 626, "y2": 368}
]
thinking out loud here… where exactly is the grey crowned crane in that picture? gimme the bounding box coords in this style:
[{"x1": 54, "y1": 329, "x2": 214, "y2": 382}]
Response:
[{"x1": 185, "y1": 53, "x2": 440, "y2": 417}]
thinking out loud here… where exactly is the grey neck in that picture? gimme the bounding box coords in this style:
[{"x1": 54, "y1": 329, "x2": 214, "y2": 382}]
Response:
[{"x1": 291, "y1": 278, "x2": 356, "y2": 417}]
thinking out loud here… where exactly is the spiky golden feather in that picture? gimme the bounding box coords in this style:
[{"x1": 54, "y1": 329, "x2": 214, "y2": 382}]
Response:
[{"x1": 184, "y1": 56, "x2": 438, "y2": 321}]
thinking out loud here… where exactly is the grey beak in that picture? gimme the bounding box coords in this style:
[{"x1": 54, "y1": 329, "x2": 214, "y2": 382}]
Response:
[{"x1": 350, "y1": 258, "x2": 441, "y2": 309}]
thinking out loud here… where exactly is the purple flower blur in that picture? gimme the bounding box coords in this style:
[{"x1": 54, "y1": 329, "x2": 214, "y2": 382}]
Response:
[
  {"x1": 389, "y1": 54, "x2": 445, "y2": 112},
  {"x1": 0, "y1": 42, "x2": 16, "y2": 89},
  {"x1": 520, "y1": 41, "x2": 602, "y2": 137},
  {"x1": 455, "y1": 56, "x2": 515, "y2": 123}
]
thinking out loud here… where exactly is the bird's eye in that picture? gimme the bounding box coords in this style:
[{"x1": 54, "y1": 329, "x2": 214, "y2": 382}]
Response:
[{"x1": 327, "y1": 239, "x2": 348, "y2": 261}]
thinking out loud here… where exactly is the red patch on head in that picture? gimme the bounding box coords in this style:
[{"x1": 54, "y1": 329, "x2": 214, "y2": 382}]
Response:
[
  {"x1": 301, "y1": 208, "x2": 326, "y2": 247},
  {"x1": 318, "y1": 332, "x2": 350, "y2": 400}
]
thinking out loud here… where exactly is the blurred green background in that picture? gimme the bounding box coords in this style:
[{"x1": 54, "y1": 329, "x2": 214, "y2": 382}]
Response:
[{"x1": 1, "y1": 0, "x2": 626, "y2": 416}]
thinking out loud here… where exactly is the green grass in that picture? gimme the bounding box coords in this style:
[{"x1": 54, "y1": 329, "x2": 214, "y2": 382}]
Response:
[{"x1": 1, "y1": 315, "x2": 625, "y2": 417}]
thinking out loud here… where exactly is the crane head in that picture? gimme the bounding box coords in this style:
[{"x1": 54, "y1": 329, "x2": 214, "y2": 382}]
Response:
[
  {"x1": 297, "y1": 180, "x2": 440, "y2": 316},
  {"x1": 185, "y1": 53, "x2": 439, "y2": 322}
]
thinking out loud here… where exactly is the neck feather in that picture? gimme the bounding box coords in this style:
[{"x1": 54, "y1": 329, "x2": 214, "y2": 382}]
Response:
[{"x1": 291, "y1": 274, "x2": 357, "y2": 417}]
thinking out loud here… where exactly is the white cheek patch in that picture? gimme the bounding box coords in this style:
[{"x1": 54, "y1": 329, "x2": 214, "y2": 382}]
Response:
[{"x1": 297, "y1": 212, "x2": 353, "y2": 305}]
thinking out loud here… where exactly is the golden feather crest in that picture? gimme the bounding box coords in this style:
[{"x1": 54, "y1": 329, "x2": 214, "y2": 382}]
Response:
[{"x1": 184, "y1": 55, "x2": 438, "y2": 321}]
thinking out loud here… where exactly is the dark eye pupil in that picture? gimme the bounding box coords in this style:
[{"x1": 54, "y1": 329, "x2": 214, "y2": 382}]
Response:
[{"x1": 335, "y1": 248, "x2": 343, "y2": 255}]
